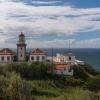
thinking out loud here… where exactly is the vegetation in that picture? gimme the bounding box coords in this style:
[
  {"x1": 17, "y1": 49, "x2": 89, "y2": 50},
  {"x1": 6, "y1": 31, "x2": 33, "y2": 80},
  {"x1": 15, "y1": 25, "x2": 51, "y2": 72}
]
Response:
[
  {"x1": 72, "y1": 64, "x2": 99, "y2": 79},
  {"x1": 0, "y1": 72, "x2": 33, "y2": 100},
  {"x1": 34, "y1": 87, "x2": 100, "y2": 100},
  {"x1": 0, "y1": 62, "x2": 100, "y2": 100}
]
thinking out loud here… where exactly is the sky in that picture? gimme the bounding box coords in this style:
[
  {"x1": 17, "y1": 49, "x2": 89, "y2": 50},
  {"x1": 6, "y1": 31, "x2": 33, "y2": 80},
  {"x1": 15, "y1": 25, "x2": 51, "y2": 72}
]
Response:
[{"x1": 0, "y1": 0, "x2": 100, "y2": 48}]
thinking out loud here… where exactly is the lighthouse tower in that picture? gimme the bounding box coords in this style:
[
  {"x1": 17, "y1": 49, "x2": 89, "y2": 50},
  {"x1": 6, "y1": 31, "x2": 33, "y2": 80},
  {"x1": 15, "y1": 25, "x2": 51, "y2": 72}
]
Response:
[{"x1": 17, "y1": 32, "x2": 26, "y2": 61}]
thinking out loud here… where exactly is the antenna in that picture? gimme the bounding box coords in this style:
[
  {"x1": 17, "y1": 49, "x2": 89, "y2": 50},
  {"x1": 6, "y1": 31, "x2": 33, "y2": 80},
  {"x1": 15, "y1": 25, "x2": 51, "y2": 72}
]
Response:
[{"x1": 68, "y1": 40, "x2": 71, "y2": 52}]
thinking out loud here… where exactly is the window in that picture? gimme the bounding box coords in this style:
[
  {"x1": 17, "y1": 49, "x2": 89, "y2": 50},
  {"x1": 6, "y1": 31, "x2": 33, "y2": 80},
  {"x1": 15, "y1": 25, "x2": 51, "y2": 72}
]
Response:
[
  {"x1": 1, "y1": 56, "x2": 4, "y2": 61},
  {"x1": 20, "y1": 47, "x2": 22, "y2": 50},
  {"x1": 42, "y1": 56, "x2": 45, "y2": 60},
  {"x1": 7, "y1": 56, "x2": 10, "y2": 61},
  {"x1": 36, "y1": 56, "x2": 39, "y2": 61},
  {"x1": 69, "y1": 56, "x2": 71, "y2": 60},
  {"x1": 31, "y1": 56, "x2": 34, "y2": 60},
  {"x1": 61, "y1": 71, "x2": 63, "y2": 74},
  {"x1": 11, "y1": 56, "x2": 13, "y2": 60},
  {"x1": 68, "y1": 66, "x2": 72, "y2": 72},
  {"x1": 20, "y1": 54, "x2": 22, "y2": 57}
]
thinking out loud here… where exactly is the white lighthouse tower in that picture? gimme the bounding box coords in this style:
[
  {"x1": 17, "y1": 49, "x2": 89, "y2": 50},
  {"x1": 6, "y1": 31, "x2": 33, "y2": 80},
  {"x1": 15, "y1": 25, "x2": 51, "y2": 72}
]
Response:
[{"x1": 17, "y1": 32, "x2": 26, "y2": 61}]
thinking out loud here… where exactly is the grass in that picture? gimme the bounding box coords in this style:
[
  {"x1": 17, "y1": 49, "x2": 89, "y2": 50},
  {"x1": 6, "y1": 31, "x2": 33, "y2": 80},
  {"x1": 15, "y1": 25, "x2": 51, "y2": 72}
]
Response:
[
  {"x1": 29, "y1": 80, "x2": 100, "y2": 100},
  {"x1": 35, "y1": 87, "x2": 100, "y2": 100},
  {"x1": 29, "y1": 80, "x2": 62, "y2": 97}
]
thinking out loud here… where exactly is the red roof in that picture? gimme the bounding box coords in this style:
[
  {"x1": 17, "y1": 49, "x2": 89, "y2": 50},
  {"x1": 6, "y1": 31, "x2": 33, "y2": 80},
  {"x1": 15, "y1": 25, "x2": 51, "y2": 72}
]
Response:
[
  {"x1": 30, "y1": 48, "x2": 46, "y2": 55},
  {"x1": 19, "y1": 32, "x2": 24, "y2": 37},
  {"x1": 0, "y1": 48, "x2": 14, "y2": 55},
  {"x1": 55, "y1": 64, "x2": 70, "y2": 70}
]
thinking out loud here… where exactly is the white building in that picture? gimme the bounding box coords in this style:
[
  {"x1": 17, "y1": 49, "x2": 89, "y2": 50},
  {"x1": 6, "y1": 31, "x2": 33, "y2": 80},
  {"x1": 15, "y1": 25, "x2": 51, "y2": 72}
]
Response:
[
  {"x1": 53, "y1": 53, "x2": 84, "y2": 65},
  {"x1": 0, "y1": 48, "x2": 14, "y2": 63},
  {"x1": 29, "y1": 48, "x2": 46, "y2": 62},
  {"x1": 17, "y1": 32, "x2": 26, "y2": 61},
  {"x1": 47, "y1": 52, "x2": 84, "y2": 75},
  {"x1": 53, "y1": 53, "x2": 74, "y2": 75}
]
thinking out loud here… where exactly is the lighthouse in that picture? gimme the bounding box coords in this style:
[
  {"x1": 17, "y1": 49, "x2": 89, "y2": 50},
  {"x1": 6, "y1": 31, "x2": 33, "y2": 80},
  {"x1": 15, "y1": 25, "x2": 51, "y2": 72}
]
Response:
[{"x1": 17, "y1": 32, "x2": 26, "y2": 61}]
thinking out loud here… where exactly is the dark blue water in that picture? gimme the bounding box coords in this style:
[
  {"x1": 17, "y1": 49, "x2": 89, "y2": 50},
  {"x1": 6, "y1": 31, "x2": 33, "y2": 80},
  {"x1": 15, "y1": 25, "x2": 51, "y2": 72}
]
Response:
[{"x1": 43, "y1": 48, "x2": 100, "y2": 70}]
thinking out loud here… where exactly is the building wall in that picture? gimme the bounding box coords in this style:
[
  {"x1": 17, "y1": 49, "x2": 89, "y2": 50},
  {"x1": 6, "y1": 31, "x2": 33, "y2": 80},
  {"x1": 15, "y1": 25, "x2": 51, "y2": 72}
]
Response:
[
  {"x1": 0, "y1": 55, "x2": 13, "y2": 63},
  {"x1": 29, "y1": 55, "x2": 46, "y2": 62},
  {"x1": 64, "y1": 56, "x2": 76, "y2": 62},
  {"x1": 56, "y1": 69, "x2": 73, "y2": 75},
  {"x1": 55, "y1": 64, "x2": 73, "y2": 75},
  {"x1": 17, "y1": 46, "x2": 26, "y2": 61},
  {"x1": 53, "y1": 55, "x2": 76, "y2": 63}
]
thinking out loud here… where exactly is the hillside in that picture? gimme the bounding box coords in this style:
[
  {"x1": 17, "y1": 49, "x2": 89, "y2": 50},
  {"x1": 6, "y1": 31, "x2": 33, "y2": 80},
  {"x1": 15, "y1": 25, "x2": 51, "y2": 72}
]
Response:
[{"x1": 0, "y1": 62, "x2": 100, "y2": 100}]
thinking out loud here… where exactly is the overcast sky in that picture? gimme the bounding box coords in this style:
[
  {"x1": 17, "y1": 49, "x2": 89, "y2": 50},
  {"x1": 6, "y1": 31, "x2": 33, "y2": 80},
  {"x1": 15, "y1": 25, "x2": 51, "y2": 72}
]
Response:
[{"x1": 0, "y1": 0, "x2": 100, "y2": 48}]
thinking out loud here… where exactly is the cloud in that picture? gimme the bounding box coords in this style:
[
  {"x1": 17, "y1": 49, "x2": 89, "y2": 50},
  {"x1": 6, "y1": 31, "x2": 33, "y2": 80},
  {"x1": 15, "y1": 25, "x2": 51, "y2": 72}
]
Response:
[
  {"x1": 27, "y1": 38, "x2": 100, "y2": 48},
  {"x1": 31, "y1": 1, "x2": 62, "y2": 5},
  {"x1": 0, "y1": 0, "x2": 100, "y2": 48},
  {"x1": 75, "y1": 38, "x2": 100, "y2": 48}
]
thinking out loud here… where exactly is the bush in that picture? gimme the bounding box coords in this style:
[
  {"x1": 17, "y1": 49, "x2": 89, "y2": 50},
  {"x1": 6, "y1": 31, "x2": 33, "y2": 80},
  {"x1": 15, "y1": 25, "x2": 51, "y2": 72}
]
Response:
[
  {"x1": 85, "y1": 77, "x2": 100, "y2": 92},
  {"x1": 0, "y1": 75, "x2": 9, "y2": 100},
  {"x1": 9, "y1": 62, "x2": 50, "y2": 80},
  {"x1": 11, "y1": 62, "x2": 30, "y2": 78},
  {"x1": 0, "y1": 65, "x2": 10, "y2": 75},
  {"x1": 55, "y1": 76, "x2": 84, "y2": 88},
  {"x1": 72, "y1": 64, "x2": 99, "y2": 80},
  {"x1": 29, "y1": 62, "x2": 48, "y2": 79},
  {"x1": 0, "y1": 72, "x2": 33, "y2": 100},
  {"x1": 83, "y1": 64, "x2": 99, "y2": 75},
  {"x1": 0, "y1": 62, "x2": 55, "y2": 80},
  {"x1": 72, "y1": 65, "x2": 89, "y2": 80}
]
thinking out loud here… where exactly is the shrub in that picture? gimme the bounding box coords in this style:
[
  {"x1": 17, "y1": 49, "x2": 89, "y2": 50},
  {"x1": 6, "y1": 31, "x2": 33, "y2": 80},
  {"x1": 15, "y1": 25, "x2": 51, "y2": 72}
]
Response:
[
  {"x1": 11, "y1": 62, "x2": 30, "y2": 78},
  {"x1": 0, "y1": 75, "x2": 9, "y2": 100},
  {"x1": 85, "y1": 77, "x2": 100, "y2": 92},
  {"x1": 83, "y1": 64, "x2": 99, "y2": 75},
  {"x1": 72, "y1": 65, "x2": 89, "y2": 79},
  {"x1": 0, "y1": 62, "x2": 55, "y2": 80},
  {"x1": 0, "y1": 72, "x2": 34, "y2": 100},
  {"x1": 55, "y1": 76, "x2": 84, "y2": 88}
]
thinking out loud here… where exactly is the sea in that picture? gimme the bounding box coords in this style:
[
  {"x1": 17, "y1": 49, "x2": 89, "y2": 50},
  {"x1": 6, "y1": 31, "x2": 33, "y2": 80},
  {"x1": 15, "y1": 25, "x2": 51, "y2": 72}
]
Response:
[{"x1": 43, "y1": 48, "x2": 100, "y2": 71}]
